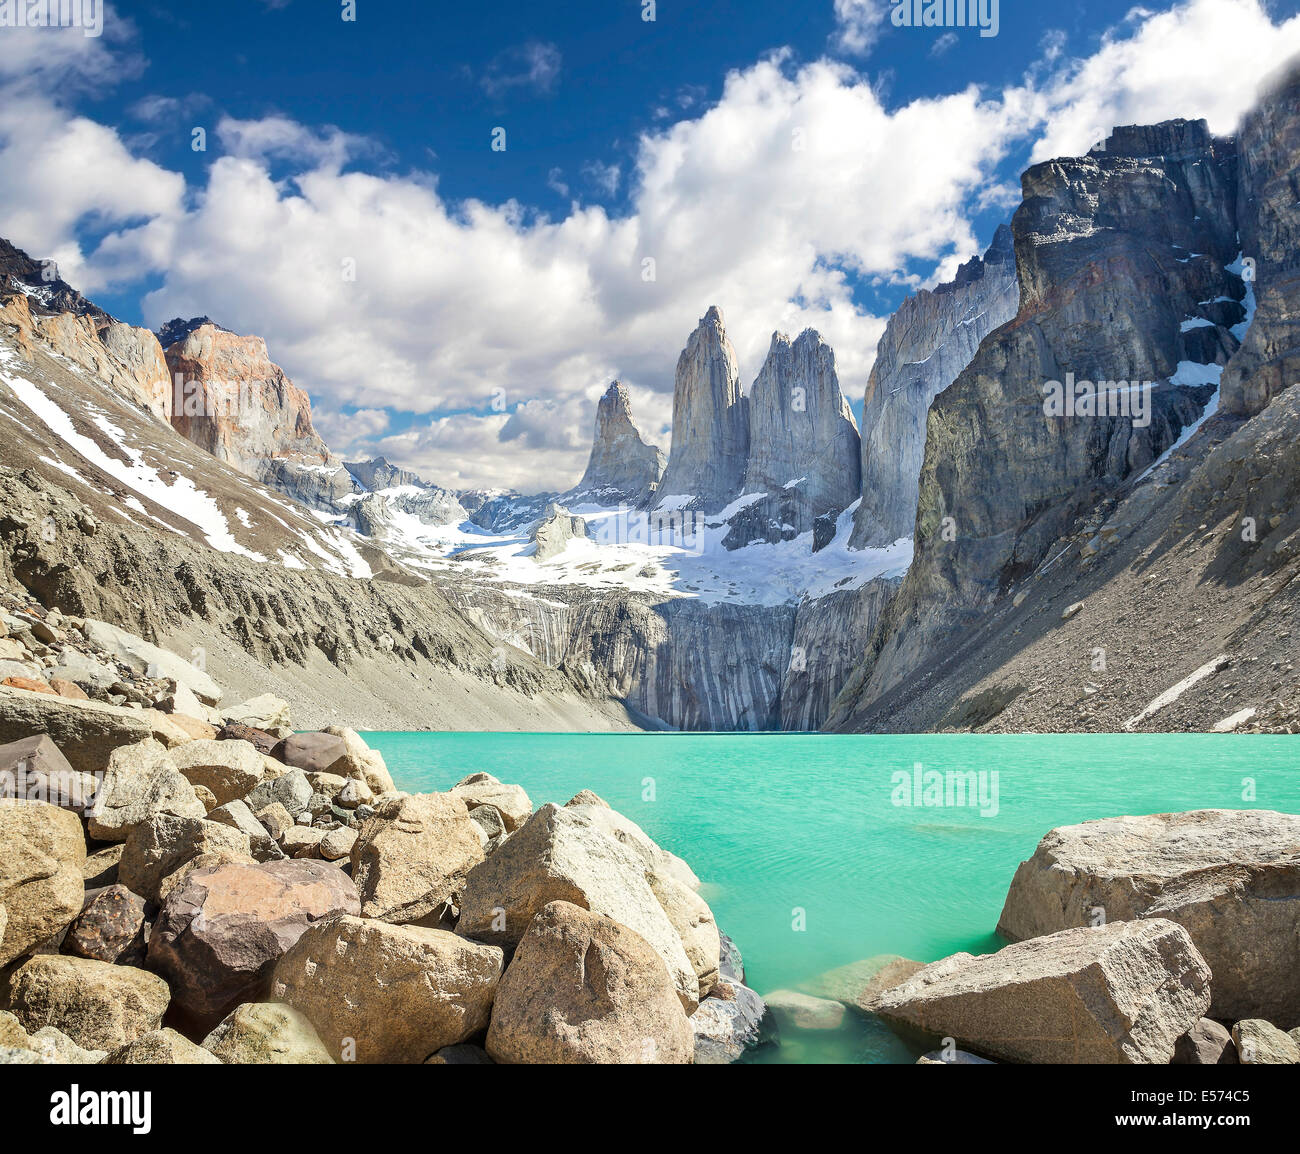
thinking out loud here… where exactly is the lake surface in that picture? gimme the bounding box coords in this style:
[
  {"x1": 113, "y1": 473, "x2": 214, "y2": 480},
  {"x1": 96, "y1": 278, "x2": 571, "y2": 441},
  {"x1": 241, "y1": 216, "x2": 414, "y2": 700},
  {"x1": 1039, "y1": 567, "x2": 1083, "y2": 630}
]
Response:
[{"x1": 370, "y1": 732, "x2": 1299, "y2": 1064}]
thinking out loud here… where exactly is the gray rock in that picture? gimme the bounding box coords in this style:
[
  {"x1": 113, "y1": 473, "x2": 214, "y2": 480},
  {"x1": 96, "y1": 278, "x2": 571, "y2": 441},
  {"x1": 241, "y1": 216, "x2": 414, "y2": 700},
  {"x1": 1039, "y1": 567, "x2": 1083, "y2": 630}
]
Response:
[
  {"x1": 1174, "y1": 1018, "x2": 1237, "y2": 1064},
  {"x1": 566, "y1": 381, "x2": 665, "y2": 507},
  {"x1": 1232, "y1": 1019, "x2": 1300, "y2": 1064},
  {"x1": 691, "y1": 981, "x2": 776, "y2": 1064}
]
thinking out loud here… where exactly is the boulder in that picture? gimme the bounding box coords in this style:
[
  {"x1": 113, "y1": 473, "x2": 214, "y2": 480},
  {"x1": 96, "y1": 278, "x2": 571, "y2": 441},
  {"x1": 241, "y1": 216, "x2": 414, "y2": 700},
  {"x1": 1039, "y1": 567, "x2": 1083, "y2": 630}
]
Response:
[
  {"x1": 0, "y1": 734, "x2": 98, "y2": 815},
  {"x1": 1, "y1": 954, "x2": 170, "y2": 1050},
  {"x1": 49, "y1": 679, "x2": 90, "y2": 702},
  {"x1": 0, "y1": 686, "x2": 191, "y2": 775},
  {"x1": 271, "y1": 914, "x2": 503, "y2": 1063},
  {"x1": 281, "y1": 826, "x2": 327, "y2": 858},
  {"x1": 207, "y1": 799, "x2": 286, "y2": 863},
  {"x1": 221, "y1": 693, "x2": 291, "y2": 734},
  {"x1": 351, "y1": 792, "x2": 484, "y2": 925},
  {"x1": 648, "y1": 869, "x2": 720, "y2": 999},
  {"x1": 149, "y1": 859, "x2": 360, "y2": 1027},
  {"x1": 256, "y1": 801, "x2": 294, "y2": 841},
  {"x1": 245, "y1": 767, "x2": 313, "y2": 819},
  {"x1": 486, "y1": 901, "x2": 693, "y2": 1064},
  {"x1": 157, "y1": 679, "x2": 207, "y2": 722},
  {"x1": 85, "y1": 738, "x2": 206, "y2": 841},
  {"x1": 166, "y1": 714, "x2": 217, "y2": 741},
  {"x1": 864, "y1": 920, "x2": 1212, "y2": 1064},
  {"x1": 1174, "y1": 1018, "x2": 1238, "y2": 1064},
  {"x1": 322, "y1": 725, "x2": 394, "y2": 794},
  {"x1": 718, "y1": 931, "x2": 744, "y2": 983},
  {"x1": 216, "y1": 722, "x2": 278, "y2": 756},
  {"x1": 119, "y1": 813, "x2": 252, "y2": 903},
  {"x1": 563, "y1": 797, "x2": 700, "y2": 890},
  {"x1": 692, "y1": 981, "x2": 776, "y2": 1064},
  {"x1": 450, "y1": 772, "x2": 532, "y2": 832},
  {"x1": 275, "y1": 732, "x2": 348, "y2": 775},
  {"x1": 319, "y1": 826, "x2": 356, "y2": 861},
  {"x1": 170, "y1": 739, "x2": 266, "y2": 807},
  {"x1": 2, "y1": 677, "x2": 54, "y2": 695},
  {"x1": 62, "y1": 884, "x2": 147, "y2": 965},
  {"x1": 998, "y1": 809, "x2": 1300, "y2": 1022},
  {"x1": 0, "y1": 1010, "x2": 28, "y2": 1048},
  {"x1": 765, "y1": 989, "x2": 846, "y2": 1030},
  {"x1": 201, "y1": 1002, "x2": 333, "y2": 1064},
  {"x1": 81, "y1": 619, "x2": 222, "y2": 704},
  {"x1": 82, "y1": 844, "x2": 123, "y2": 889},
  {"x1": 467, "y1": 803, "x2": 507, "y2": 850},
  {"x1": 458, "y1": 803, "x2": 698, "y2": 1011},
  {"x1": 1232, "y1": 1019, "x2": 1300, "y2": 1064},
  {"x1": 0, "y1": 801, "x2": 86, "y2": 967},
  {"x1": 103, "y1": 1028, "x2": 221, "y2": 1065},
  {"x1": 21, "y1": 1026, "x2": 105, "y2": 1064}
]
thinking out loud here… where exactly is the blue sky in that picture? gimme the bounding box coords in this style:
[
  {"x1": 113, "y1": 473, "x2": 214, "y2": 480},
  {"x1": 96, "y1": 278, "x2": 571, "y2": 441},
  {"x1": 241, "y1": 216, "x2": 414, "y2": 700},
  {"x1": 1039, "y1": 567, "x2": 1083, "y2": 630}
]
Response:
[{"x1": 2, "y1": 0, "x2": 1299, "y2": 490}]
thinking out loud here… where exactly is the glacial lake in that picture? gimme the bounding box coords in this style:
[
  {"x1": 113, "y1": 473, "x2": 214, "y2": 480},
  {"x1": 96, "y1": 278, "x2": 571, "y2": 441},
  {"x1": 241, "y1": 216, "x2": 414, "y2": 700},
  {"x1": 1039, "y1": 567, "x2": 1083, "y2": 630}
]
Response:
[{"x1": 371, "y1": 732, "x2": 1300, "y2": 1064}]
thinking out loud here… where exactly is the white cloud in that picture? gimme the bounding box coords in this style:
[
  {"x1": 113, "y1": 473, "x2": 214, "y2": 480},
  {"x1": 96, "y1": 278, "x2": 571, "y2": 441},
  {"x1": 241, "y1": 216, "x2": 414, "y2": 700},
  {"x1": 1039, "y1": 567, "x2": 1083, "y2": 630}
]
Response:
[
  {"x1": 832, "y1": 0, "x2": 888, "y2": 57},
  {"x1": 479, "y1": 41, "x2": 562, "y2": 98},
  {"x1": 0, "y1": 0, "x2": 1297, "y2": 493}
]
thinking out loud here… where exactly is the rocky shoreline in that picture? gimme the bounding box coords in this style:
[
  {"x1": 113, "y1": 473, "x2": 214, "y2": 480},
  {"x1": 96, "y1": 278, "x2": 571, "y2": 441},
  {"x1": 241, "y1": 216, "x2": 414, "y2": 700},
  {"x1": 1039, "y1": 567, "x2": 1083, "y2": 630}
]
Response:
[{"x1": 0, "y1": 587, "x2": 1296, "y2": 1064}]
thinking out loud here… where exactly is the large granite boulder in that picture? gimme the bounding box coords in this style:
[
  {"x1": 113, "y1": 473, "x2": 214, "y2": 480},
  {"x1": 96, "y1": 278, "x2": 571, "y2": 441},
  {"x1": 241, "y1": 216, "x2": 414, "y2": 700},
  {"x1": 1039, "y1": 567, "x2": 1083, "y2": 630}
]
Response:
[
  {"x1": 0, "y1": 801, "x2": 85, "y2": 966},
  {"x1": 271, "y1": 914, "x2": 503, "y2": 1064},
  {"x1": 457, "y1": 803, "x2": 699, "y2": 1011},
  {"x1": 350, "y1": 792, "x2": 484, "y2": 925},
  {"x1": 81, "y1": 618, "x2": 222, "y2": 704},
  {"x1": 170, "y1": 739, "x2": 266, "y2": 807},
  {"x1": 864, "y1": 920, "x2": 1212, "y2": 1064},
  {"x1": 244, "y1": 768, "x2": 313, "y2": 819},
  {"x1": 449, "y1": 772, "x2": 532, "y2": 832},
  {"x1": 103, "y1": 1028, "x2": 221, "y2": 1065},
  {"x1": 692, "y1": 980, "x2": 776, "y2": 1064},
  {"x1": 1, "y1": 954, "x2": 171, "y2": 1051},
  {"x1": 201, "y1": 1002, "x2": 333, "y2": 1064},
  {"x1": 1232, "y1": 1019, "x2": 1300, "y2": 1064},
  {"x1": 486, "y1": 901, "x2": 693, "y2": 1064},
  {"x1": 119, "y1": 813, "x2": 252, "y2": 904},
  {"x1": 321, "y1": 726, "x2": 394, "y2": 794},
  {"x1": 149, "y1": 858, "x2": 361, "y2": 1027},
  {"x1": 998, "y1": 809, "x2": 1300, "y2": 1023},
  {"x1": 85, "y1": 738, "x2": 206, "y2": 841},
  {"x1": 0, "y1": 686, "x2": 191, "y2": 774}
]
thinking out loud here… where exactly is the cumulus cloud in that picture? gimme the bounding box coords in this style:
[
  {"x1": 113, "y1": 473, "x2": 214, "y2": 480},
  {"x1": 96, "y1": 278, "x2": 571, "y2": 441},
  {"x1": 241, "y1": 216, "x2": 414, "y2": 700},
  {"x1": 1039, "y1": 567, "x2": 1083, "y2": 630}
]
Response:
[
  {"x1": 0, "y1": 0, "x2": 1297, "y2": 492},
  {"x1": 832, "y1": 0, "x2": 889, "y2": 57}
]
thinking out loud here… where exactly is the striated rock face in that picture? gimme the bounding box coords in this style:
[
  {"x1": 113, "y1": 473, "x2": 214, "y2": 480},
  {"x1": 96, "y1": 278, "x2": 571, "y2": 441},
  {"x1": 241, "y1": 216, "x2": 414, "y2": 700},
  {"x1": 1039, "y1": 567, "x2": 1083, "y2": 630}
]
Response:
[
  {"x1": 164, "y1": 321, "x2": 336, "y2": 497},
  {"x1": 569, "y1": 382, "x2": 665, "y2": 507},
  {"x1": 738, "y1": 329, "x2": 861, "y2": 541},
  {"x1": 831, "y1": 118, "x2": 1245, "y2": 722},
  {"x1": 1221, "y1": 62, "x2": 1300, "y2": 417},
  {"x1": 851, "y1": 225, "x2": 1018, "y2": 549},
  {"x1": 344, "y1": 456, "x2": 425, "y2": 492},
  {"x1": 655, "y1": 307, "x2": 749, "y2": 512}
]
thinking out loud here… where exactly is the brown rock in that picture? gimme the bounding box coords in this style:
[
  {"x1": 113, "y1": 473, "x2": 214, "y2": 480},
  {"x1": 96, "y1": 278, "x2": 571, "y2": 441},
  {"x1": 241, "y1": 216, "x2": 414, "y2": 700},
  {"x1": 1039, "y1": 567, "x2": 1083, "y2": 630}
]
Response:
[
  {"x1": 216, "y1": 722, "x2": 278, "y2": 756},
  {"x1": 1173, "y1": 1018, "x2": 1238, "y2": 1065},
  {"x1": 119, "y1": 813, "x2": 252, "y2": 903},
  {"x1": 2, "y1": 677, "x2": 55, "y2": 695},
  {"x1": 275, "y1": 732, "x2": 348, "y2": 775},
  {"x1": 272, "y1": 914, "x2": 503, "y2": 1063},
  {"x1": 49, "y1": 680, "x2": 89, "y2": 702},
  {"x1": 63, "y1": 885, "x2": 147, "y2": 965},
  {"x1": 149, "y1": 858, "x2": 360, "y2": 1028},
  {"x1": 167, "y1": 714, "x2": 217, "y2": 741},
  {"x1": 0, "y1": 734, "x2": 99, "y2": 815},
  {"x1": 486, "y1": 901, "x2": 693, "y2": 1064}
]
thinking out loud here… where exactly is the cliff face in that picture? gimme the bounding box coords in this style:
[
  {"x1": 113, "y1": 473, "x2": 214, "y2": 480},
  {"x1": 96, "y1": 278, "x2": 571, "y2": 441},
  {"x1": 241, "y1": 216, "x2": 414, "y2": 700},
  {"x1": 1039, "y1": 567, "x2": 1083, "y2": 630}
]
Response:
[
  {"x1": 740, "y1": 329, "x2": 860, "y2": 538},
  {"x1": 850, "y1": 224, "x2": 1019, "y2": 549},
  {"x1": 1221, "y1": 64, "x2": 1300, "y2": 418},
  {"x1": 569, "y1": 381, "x2": 665, "y2": 507},
  {"x1": 655, "y1": 307, "x2": 749, "y2": 512},
  {"x1": 830, "y1": 117, "x2": 1247, "y2": 720},
  {"x1": 165, "y1": 322, "x2": 333, "y2": 475}
]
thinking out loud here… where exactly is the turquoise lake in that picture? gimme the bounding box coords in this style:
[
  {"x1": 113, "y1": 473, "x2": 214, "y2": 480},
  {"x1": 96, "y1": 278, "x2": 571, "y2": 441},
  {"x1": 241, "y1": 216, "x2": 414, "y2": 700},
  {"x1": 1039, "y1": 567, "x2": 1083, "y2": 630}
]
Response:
[{"x1": 370, "y1": 732, "x2": 1299, "y2": 1064}]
